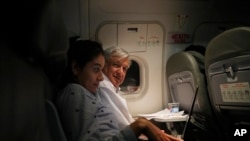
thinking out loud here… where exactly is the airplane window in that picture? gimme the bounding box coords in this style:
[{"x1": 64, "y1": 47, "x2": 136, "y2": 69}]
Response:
[{"x1": 120, "y1": 60, "x2": 140, "y2": 94}]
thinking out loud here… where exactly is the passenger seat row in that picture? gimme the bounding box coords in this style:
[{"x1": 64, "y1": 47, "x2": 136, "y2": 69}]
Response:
[{"x1": 166, "y1": 27, "x2": 250, "y2": 141}]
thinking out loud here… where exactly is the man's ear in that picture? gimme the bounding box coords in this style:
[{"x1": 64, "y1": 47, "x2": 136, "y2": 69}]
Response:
[{"x1": 72, "y1": 60, "x2": 79, "y2": 76}]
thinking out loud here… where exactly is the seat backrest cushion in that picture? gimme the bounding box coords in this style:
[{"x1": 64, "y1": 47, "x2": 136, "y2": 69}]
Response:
[
  {"x1": 205, "y1": 27, "x2": 250, "y2": 122},
  {"x1": 0, "y1": 0, "x2": 68, "y2": 140},
  {"x1": 167, "y1": 51, "x2": 211, "y2": 114}
]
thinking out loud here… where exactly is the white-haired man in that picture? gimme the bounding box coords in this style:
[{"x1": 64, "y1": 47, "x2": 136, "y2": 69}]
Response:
[{"x1": 99, "y1": 46, "x2": 181, "y2": 141}]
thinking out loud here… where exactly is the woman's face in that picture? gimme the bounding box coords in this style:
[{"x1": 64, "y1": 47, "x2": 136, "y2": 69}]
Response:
[{"x1": 73, "y1": 54, "x2": 105, "y2": 94}]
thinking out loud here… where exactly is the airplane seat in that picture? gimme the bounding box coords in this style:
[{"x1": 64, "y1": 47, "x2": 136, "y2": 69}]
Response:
[
  {"x1": 184, "y1": 45, "x2": 206, "y2": 74},
  {"x1": 46, "y1": 100, "x2": 67, "y2": 141},
  {"x1": 205, "y1": 26, "x2": 250, "y2": 140},
  {"x1": 166, "y1": 47, "x2": 220, "y2": 141},
  {"x1": 0, "y1": 0, "x2": 68, "y2": 141}
]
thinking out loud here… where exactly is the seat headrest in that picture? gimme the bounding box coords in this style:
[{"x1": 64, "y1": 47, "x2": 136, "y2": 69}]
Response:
[
  {"x1": 3, "y1": 0, "x2": 68, "y2": 66},
  {"x1": 186, "y1": 51, "x2": 205, "y2": 73},
  {"x1": 205, "y1": 27, "x2": 250, "y2": 68},
  {"x1": 3, "y1": 0, "x2": 69, "y2": 84},
  {"x1": 167, "y1": 52, "x2": 201, "y2": 76}
]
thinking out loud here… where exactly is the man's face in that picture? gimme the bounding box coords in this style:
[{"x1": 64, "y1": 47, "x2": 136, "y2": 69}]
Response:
[{"x1": 103, "y1": 56, "x2": 129, "y2": 88}]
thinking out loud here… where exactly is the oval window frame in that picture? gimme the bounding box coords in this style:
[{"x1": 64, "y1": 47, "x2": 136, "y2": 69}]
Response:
[{"x1": 120, "y1": 55, "x2": 148, "y2": 99}]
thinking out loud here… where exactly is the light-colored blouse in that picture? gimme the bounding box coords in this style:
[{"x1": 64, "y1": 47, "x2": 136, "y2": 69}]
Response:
[{"x1": 56, "y1": 83, "x2": 137, "y2": 141}]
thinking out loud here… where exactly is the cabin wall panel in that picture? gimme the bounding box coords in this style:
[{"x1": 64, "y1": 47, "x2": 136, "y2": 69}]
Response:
[{"x1": 57, "y1": 0, "x2": 250, "y2": 116}]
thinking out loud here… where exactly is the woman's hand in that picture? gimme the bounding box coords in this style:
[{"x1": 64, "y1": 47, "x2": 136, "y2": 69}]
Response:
[{"x1": 130, "y1": 117, "x2": 182, "y2": 141}]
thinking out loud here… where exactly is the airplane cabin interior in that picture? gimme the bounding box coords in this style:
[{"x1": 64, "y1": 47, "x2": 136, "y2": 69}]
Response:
[{"x1": 1, "y1": 0, "x2": 250, "y2": 141}]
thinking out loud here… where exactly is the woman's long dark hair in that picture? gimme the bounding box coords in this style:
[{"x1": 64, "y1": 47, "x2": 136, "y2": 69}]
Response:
[{"x1": 59, "y1": 37, "x2": 104, "y2": 90}]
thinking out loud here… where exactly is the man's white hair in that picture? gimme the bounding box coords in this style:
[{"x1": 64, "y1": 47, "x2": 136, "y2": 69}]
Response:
[{"x1": 104, "y1": 46, "x2": 131, "y2": 66}]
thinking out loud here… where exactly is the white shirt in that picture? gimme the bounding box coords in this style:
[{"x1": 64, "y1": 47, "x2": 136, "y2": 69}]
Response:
[{"x1": 99, "y1": 75, "x2": 135, "y2": 129}]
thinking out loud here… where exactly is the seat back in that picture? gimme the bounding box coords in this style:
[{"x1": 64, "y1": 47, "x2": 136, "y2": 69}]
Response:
[
  {"x1": 0, "y1": 0, "x2": 68, "y2": 140},
  {"x1": 205, "y1": 26, "x2": 250, "y2": 140},
  {"x1": 166, "y1": 48, "x2": 221, "y2": 140},
  {"x1": 46, "y1": 100, "x2": 67, "y2": 141},
  {"x1": 167, "y1": 51, "x2": 209, "y2": 114}
]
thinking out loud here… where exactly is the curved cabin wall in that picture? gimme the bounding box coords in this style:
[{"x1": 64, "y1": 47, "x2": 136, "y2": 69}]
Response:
[{"x1": 57, "y1": 0, "x2": 250, "y2": 116}]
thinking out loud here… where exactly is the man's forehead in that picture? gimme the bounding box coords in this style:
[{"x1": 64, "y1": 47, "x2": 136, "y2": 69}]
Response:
[
  {"x1": 110, "y1": 56, "x2": 127, "y2": 61},
  {"x1": 109, "y1": 56, "x2": 129, "y2": 65}
]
